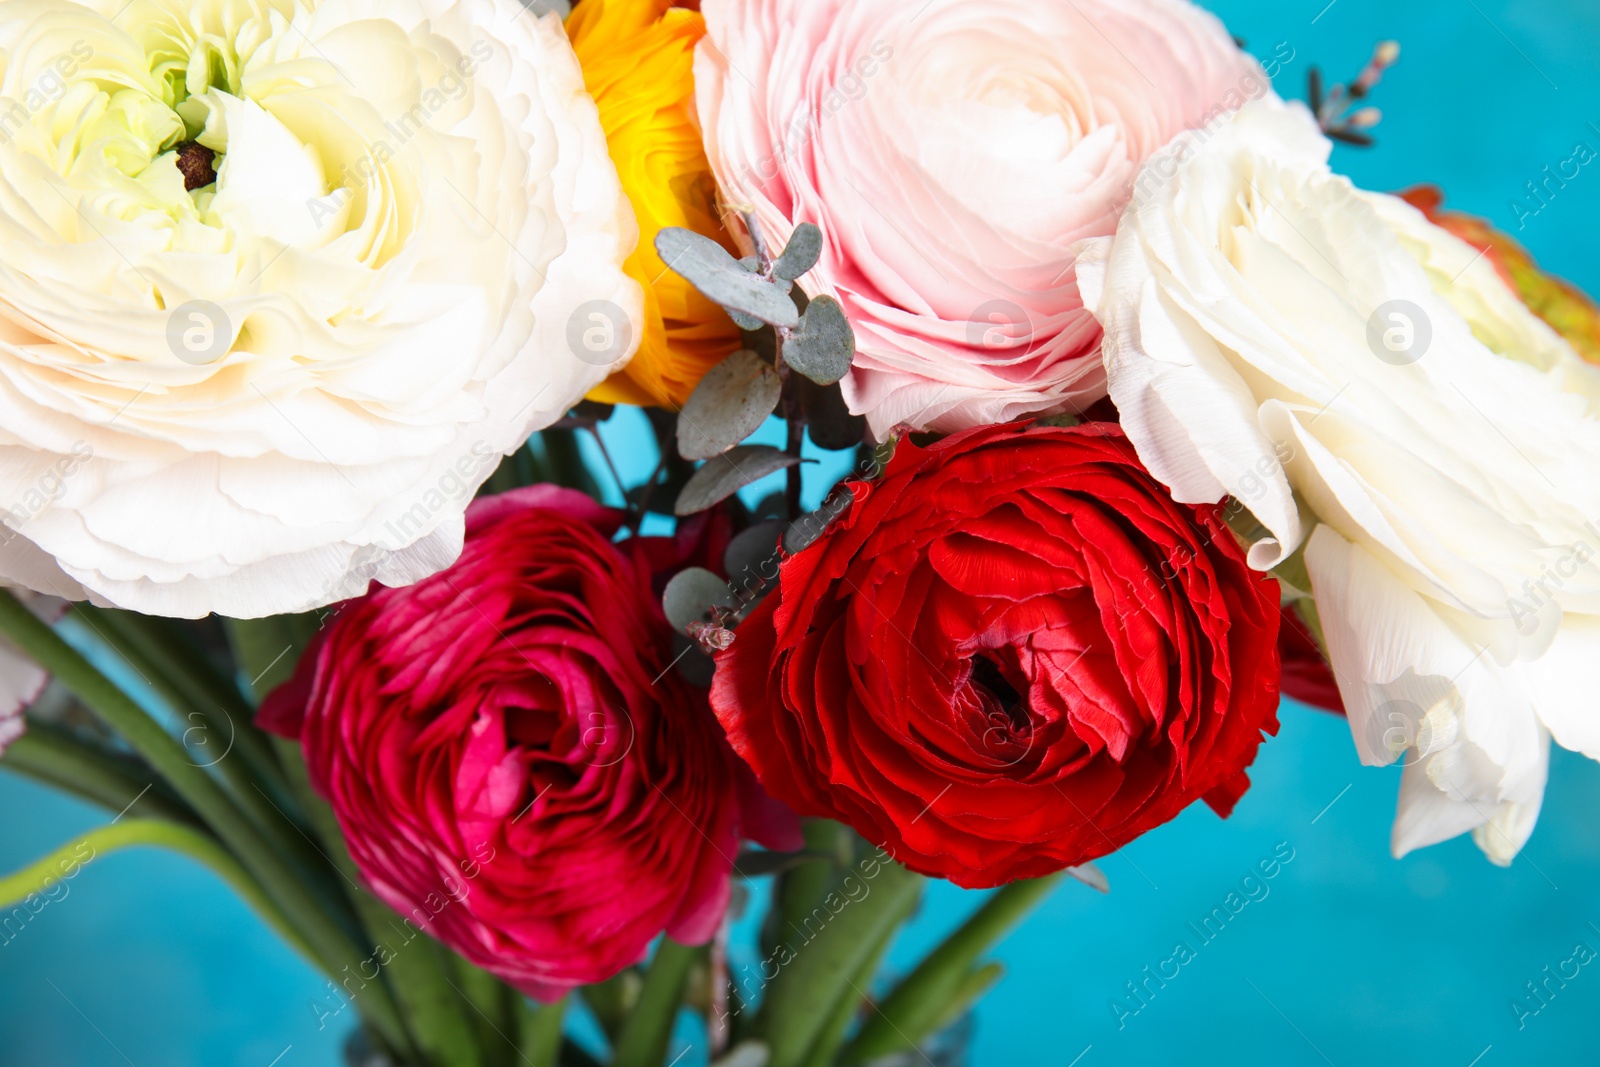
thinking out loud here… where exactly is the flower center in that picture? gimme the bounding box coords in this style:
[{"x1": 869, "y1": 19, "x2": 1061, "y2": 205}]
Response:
[
  {"x1": 971, "y1": 653, "x2": 1030, "y2": 736},
  {"x1": 175, "y1": 141, "x2": 218, "y2": 191}
]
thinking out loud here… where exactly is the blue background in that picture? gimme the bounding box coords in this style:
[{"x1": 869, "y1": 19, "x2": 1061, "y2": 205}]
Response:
[{"x1": 5, "y1": 1, "x2": 1600, "y2": 1063}]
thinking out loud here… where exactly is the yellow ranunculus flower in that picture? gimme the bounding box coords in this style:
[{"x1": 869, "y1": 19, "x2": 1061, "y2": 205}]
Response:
[{"x1": 569, "y1": 0, "x2": 743, "y2": 409}]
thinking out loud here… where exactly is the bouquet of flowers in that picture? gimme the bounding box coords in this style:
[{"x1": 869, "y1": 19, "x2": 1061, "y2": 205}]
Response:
[{"x1": 2, "y1": 0, "x2": 1596, "y2": 1063}]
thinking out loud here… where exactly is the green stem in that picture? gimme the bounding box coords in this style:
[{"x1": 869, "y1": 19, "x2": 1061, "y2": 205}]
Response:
[
  {"x1": 537, "y1": 428, "x2": 602, "y2": 498},
  {"x1": 611, "y1": 939, "x2": 700, "y2": 1067},
  {"x1": 72, "y1": 606, "x2": 343, "y2": 910},
  {"x1": 0, "y1": 590, "x2": 413, "y2": 1059},
  {"x1": 78, "y1": 606, "x2": 294, "y2": 806},
  {"x1": 2, "y1": 721, "x2": 199, "y2": 828},
  {"x1": 759, "y1": 858, "x2": 922, "y2": 1067},
  {"x1": 840, "y1": 874, "x2": 1062, "y2": 1065},
  {"x1": 797, "y1": 888, "x2": 917, "y2": 1067},
  {"x1": 0, "y1": 819, "x2": 314, "y2": 961},
  {"x1": 518, "y1": 996, "x2": 567, "y2": 1067},
  {"x1": 451, "y1": 954, "x2": 518, "y2": 1065}
]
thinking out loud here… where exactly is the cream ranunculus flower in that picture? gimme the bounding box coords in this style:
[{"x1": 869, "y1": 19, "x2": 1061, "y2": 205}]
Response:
[
  {"x1": 0, "y1": 0, "x2": 641, "y2": 617},
  {"x1": 1079, "y1": 98, "x2": 1600, "y2": 864}
]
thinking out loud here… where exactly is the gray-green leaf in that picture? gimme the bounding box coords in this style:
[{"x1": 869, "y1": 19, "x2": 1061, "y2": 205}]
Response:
[
  {"x1": 674, "y1": 445, "x2": 805, "y2": 516},
  {"x1": 677, "y1": 351, "x2": 782, "y2": 461},
  {"x1": 782, "y1": 295, "x2": 855, "y2": 385},
  {"x1": 723, "y1": 520, "x2": 785, "y2": 589},
  {"x1": 656, "y1": 228, "x2": 799, "y2": 329},
  {"x1": 773, "y1": 222, "x2": 822, "y2": 281},
  {"x1": 798, "y1": 377, "x2": 866, "y2": 451},
  {"x1": 662, "y1": 567, "x2": 736, "y2": 634}
]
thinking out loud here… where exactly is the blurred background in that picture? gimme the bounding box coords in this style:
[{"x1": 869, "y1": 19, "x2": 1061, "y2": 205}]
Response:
[{"x1": 4, "y1": 0, "x2": 1599, "y2": 1063}]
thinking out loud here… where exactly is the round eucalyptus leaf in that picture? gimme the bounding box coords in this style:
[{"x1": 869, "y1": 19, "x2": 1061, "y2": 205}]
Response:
[
  {"x1": 674, "y1": 446, "x2": 806, "y2": 516},
  {"x1": 724, "y1": 520, "x2": 786, "y2": 590},
  {"x1": 783, "y1": 485, "x2": 856, "y2": 555},
  {"x1": 798, "y1": 377, "x2": 867, "y2": 452},
  {"x1": 677, "y1": 351, "x2": 783, "y2": 461},
  {"x1": 773, "y1": 222, "x2": 822, "y2": 281},
  {"x1": 782, "y1": 295, "x2": 855, "y2": 385},
  {"x1": 662, "y1": 567, "x2": 737, "y2": 634},
  {"x1": 655, "y1": 228, "x2": 800, "y2": 329}
]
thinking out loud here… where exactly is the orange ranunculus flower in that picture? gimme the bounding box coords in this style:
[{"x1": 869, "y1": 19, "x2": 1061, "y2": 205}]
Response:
[
  {"x1": 569, "y1": 0, "x2": 743, "y2": 408},
  {"x1": 1401, "y1": 185, "x2": 1600, "y2": 365}
]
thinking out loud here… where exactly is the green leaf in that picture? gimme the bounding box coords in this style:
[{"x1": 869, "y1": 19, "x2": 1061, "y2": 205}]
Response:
[
  {"x1": 773, "y1": 222, "x2": 822, "y2": 281},
  {"x1": 782, "y1": 295, "x2": 855, "y2": 385},
  {"x1": 656, "y1": 228, "x2": 800, "y2": 329},
  {"x1": 678, "y1": 350, "x2": 783, "y2": 461},
  {"x1": 674, "y1": 446, "x2": 806, "y2": 517},
  {"x1": 662, "y1": 567, "x2": 737, "y2": 634},
  {"x1": 839, "y1": 874, "x2": 1062, "y2": 1064}
]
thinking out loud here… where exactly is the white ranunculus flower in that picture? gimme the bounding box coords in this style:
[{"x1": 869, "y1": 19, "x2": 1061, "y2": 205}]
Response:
[
  {"x1": 0, "y1": 0, "x2": 642, "y2": 618},
  {"x1": 1078, "y1": 97, "x2": 1600, "y2": 864}
]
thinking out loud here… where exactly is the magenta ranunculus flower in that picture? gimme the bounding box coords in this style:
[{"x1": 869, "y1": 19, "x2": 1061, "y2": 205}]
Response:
[
  {"x1": 695, "y1": 0, "x2": 1272, "y2": 437},
  {"x1": 261, "y1": 485, "x2": 797, "y2": 999}
]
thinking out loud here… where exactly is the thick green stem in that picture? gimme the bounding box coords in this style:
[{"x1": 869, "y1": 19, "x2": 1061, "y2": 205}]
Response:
[
  {"x1": 0, "y1": 590, "x2": 413, "y2": 1058},
  {"x1": 796, "y1": 888, "x2": 916, "y2": 1067},
  {"x1": 78, "y1": 606, "x2": 293, "y2": 805},
  {"x1": 72, "y1": 606, "x2": 346, "y2": 912},
  {"x1": 450, "y1": 954, "x2": 519, "y2": 1065},
  {"x1": 518, "y1": 996, "x2": 567, "y2": 1067},
  {"x1": 840, "y1": 874, "x2": 1061, "y2": 1064},
  {"x1": 759, "y1": 858, "x2": 922, "y2": 1067},
  {"x1": 611, "y1": 939, "x2": 700, "y2": 1067},
  {"x1": 272, "y1": 730, "x2": 492, "y2": 1067},
  {"x1": 2, "y1": 721, "x2": 199, "y2": 828},
  {"x1": 0, "y1": 819, "x2": 314, "y2": 961}
]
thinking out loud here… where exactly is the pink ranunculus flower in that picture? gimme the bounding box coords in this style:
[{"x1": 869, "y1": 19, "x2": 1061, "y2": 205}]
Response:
[
  {"x1": 695, "y1": 0, "x2": 1274, "y2": 436},
  {"x1": 261, "y1": 485, "x2": 798, "y2": 999}
]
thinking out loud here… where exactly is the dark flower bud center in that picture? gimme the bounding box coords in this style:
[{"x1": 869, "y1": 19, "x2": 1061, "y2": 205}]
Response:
[
  {"x1": 971, "y1": 653, "x2": 1030, "y2": 735},
  {"x1": 176, "y1": 142, "x2": 217, "y2": 191}
]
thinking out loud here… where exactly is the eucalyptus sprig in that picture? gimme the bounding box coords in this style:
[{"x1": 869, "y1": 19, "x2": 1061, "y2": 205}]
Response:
[{"x1": 655, "y1": 216, "x2": 861, "y2": 525}]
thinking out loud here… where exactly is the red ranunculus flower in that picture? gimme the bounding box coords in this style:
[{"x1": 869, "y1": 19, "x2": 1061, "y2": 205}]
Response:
[
  {"x1": 1278, "y1": 604, "x2": 1345, "y2": 715},
  {"x1": 262, "y1": 485, "x2": 796, "y2": 999},
  {"x1": 711, "y1": 423, "x2": 1283, "y2": 888}
]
